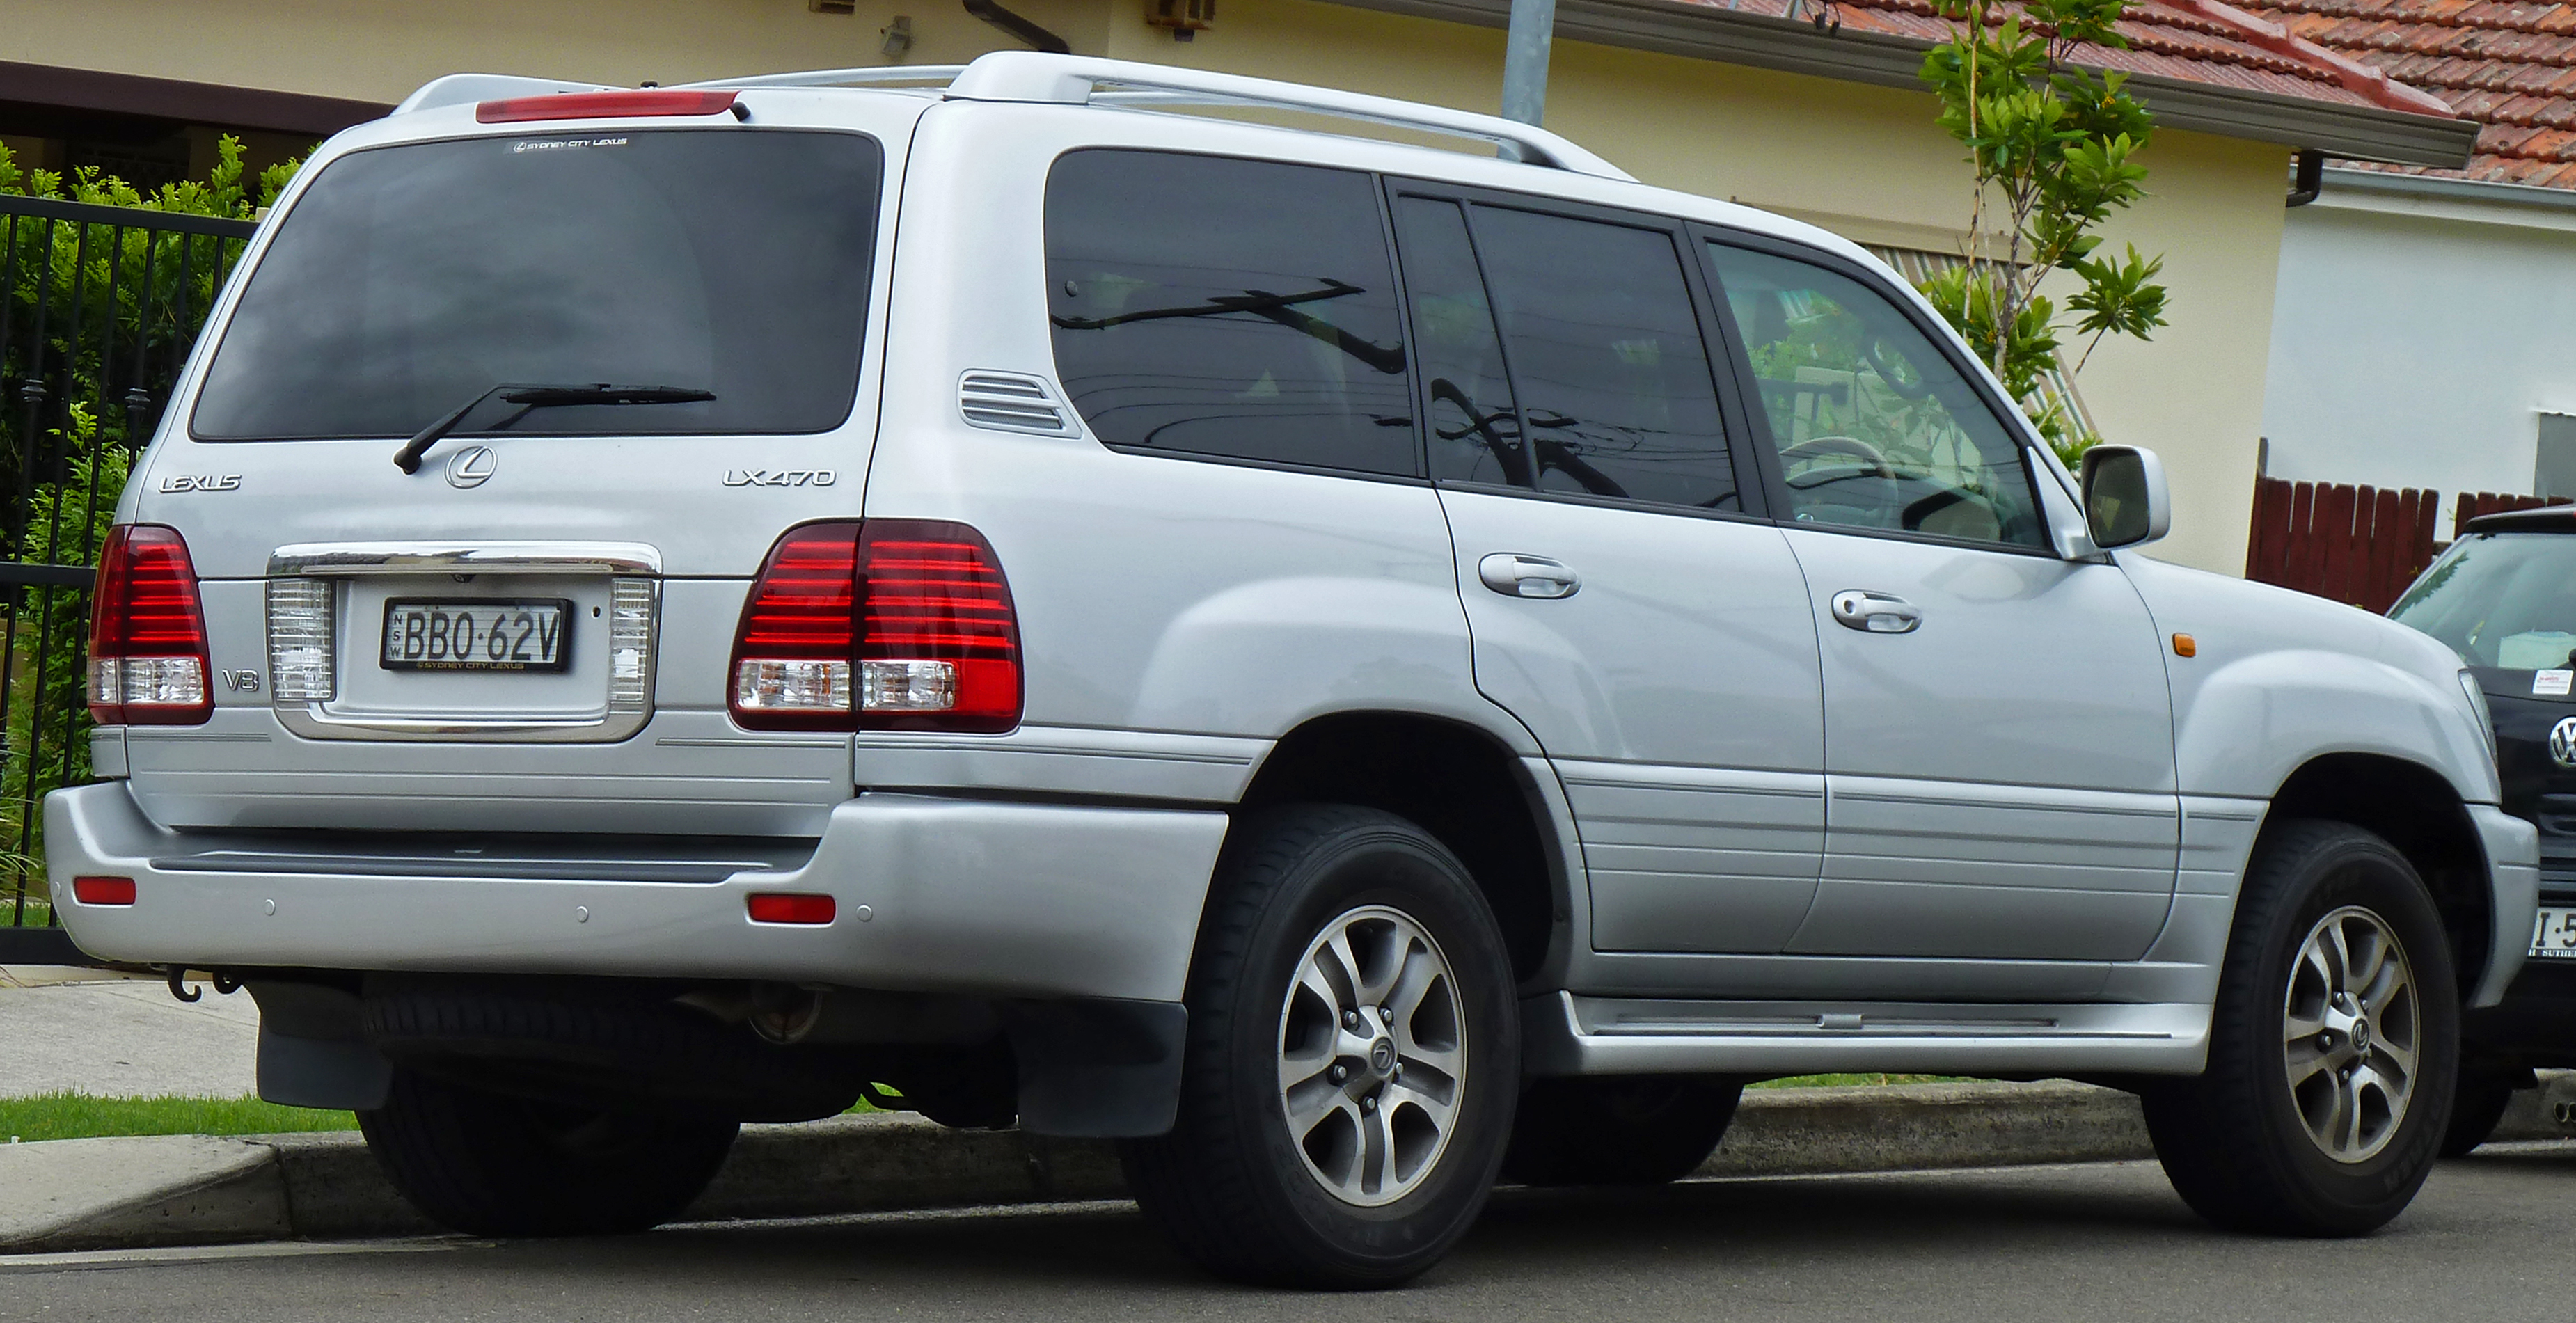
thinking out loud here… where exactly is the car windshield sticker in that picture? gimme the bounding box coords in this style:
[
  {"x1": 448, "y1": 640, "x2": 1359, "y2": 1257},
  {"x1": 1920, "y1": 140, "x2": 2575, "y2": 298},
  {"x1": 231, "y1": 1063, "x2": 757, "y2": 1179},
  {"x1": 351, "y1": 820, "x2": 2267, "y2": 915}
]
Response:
[{"x1": 2536, "y1": 669, "x2": 2573, "y2": 697}]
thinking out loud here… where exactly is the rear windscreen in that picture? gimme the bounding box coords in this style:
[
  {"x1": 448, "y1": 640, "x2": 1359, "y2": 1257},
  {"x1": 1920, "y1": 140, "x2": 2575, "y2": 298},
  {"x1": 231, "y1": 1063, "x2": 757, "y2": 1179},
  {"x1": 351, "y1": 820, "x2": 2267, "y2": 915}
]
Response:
[
  {"x1": 2391, "y1": 532, "x2": 2576, "y2": 670},
  {"x1": 191, "y1": 129, "x2": 881, "y2": 441}
]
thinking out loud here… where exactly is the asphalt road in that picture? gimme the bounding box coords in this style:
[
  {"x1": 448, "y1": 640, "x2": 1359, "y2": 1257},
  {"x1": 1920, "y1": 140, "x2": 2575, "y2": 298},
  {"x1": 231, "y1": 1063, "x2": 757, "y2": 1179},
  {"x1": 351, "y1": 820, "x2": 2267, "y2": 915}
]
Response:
[{"x1": 8, "y1": 1148, "x2": 2575, "y2": 1323}]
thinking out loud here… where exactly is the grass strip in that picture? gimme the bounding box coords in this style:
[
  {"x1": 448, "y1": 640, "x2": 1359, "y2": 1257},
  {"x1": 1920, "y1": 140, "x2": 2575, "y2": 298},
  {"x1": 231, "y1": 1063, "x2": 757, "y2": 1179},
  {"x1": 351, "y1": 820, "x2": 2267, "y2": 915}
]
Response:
[
  {"x1": 0, "y1": 1092, "x2": 357, "y2": 1144},
  {"x1": 0, "y1": 1077, "x2": 1962, "y2": 1144}
]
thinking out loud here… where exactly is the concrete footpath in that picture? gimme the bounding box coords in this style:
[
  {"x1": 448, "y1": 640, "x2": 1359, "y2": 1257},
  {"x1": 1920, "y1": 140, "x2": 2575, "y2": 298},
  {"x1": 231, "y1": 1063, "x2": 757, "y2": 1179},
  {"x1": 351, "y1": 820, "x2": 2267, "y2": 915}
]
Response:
[
  {"x1": 0, "y1": 967, "x2": 258, "y2": 1098},
  {"x1": 6, "y1": 1075, "x2": 2575, "y2": 1255}
]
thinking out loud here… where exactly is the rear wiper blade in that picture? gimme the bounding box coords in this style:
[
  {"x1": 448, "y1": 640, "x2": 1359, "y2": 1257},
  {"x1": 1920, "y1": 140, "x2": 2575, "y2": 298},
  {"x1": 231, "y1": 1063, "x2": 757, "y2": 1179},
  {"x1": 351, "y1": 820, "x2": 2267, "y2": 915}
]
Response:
[{"x1": 393, "y1": 383, "x2": 717, "y2": 474}]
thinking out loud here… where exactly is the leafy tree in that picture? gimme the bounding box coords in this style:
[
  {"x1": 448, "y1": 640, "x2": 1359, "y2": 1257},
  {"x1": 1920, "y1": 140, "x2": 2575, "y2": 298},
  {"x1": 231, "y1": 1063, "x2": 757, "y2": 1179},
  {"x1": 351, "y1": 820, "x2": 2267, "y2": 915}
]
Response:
[
  {"x1": 0, "y1": 136, "x2": 301, "y2": 904},
  {"x1": 1914, "y1": 0, "x2": 2170, "y2": 464}
]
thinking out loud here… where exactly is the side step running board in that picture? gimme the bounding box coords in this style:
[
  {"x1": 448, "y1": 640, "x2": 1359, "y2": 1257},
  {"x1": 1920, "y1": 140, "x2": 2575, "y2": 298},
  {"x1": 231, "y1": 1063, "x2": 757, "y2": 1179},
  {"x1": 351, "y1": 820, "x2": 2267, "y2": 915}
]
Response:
[{"x1": 1521, "y1": 992, "x2": 2210, "y2": 1078}]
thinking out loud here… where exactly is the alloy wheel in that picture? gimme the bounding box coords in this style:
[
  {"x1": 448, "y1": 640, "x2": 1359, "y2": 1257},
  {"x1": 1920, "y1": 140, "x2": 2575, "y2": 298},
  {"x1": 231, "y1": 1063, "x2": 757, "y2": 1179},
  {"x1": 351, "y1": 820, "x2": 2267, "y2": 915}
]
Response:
[
  {"x1": 1276, "y1": 904, "x2": 1466, "y2": 1206},
  {"x1": 2282, "y1": 904, "x2": 2421, "y2": 1163}
]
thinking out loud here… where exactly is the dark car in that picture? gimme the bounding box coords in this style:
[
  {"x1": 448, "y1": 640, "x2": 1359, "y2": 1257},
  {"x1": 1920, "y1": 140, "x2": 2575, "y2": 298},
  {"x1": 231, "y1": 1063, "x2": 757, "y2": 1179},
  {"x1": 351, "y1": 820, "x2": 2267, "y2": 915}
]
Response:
[{"x1": 2389, "y1": 504, "x2": 2576, "y2": 1151}]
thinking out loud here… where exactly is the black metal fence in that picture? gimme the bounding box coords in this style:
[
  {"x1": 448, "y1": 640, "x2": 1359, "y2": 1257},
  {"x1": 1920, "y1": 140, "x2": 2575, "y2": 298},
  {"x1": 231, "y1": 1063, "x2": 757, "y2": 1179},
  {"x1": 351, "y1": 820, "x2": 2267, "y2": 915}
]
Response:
[{"x1": 0, "y1": 192, "x2": 257, "y2": 962}]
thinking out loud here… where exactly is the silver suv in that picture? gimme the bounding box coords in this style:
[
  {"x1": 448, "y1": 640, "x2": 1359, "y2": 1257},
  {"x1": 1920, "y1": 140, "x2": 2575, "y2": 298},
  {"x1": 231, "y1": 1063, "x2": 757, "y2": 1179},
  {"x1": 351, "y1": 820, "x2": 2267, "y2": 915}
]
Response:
[{"x1": 47, "y1": 52, "x2": 2537, "y2": 1286}]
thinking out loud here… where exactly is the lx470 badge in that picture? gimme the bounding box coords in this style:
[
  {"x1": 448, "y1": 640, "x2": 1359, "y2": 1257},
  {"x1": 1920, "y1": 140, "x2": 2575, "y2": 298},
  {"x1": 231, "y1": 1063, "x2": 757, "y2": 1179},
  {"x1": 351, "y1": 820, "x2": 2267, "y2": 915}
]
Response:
[{"x1": 724, "y1": 469, "x2": 836, "y2": 488}]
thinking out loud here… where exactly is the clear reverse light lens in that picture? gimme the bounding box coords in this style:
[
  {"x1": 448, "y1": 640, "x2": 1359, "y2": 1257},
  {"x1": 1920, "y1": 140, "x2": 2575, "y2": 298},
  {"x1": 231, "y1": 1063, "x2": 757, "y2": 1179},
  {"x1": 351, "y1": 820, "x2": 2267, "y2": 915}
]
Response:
[
  {"x1": 735, "y1": 658, "x2": 851, "y2": 713},
  {"x1": 608, "y1": 578, "x2": 656, "y2": 711},
  {"x1": 266, "y1": 578, "x2": 335, "y2": 702},
  {"x1": 860, "y1": 659, "x2": 957, "y2": 712}
]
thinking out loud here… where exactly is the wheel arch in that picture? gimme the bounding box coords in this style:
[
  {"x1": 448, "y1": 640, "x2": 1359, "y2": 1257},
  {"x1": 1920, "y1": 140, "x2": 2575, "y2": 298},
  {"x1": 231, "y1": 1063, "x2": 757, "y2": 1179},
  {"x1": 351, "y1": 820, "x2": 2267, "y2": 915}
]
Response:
[
  {"x1": 2261, "y1": 752, "x2": 2491, "y2": 996},
  {"x1": 1236, "y1": 710, "x2": 1572, "y2": 984}
]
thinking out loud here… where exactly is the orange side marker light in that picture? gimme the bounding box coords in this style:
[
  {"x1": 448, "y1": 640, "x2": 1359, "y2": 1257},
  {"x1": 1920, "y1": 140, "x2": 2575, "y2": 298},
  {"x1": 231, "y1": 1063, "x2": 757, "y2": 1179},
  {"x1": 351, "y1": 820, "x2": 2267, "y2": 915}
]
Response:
[{"x1": 2172, "y1": 633, "x2": 2197, "y2": 658}]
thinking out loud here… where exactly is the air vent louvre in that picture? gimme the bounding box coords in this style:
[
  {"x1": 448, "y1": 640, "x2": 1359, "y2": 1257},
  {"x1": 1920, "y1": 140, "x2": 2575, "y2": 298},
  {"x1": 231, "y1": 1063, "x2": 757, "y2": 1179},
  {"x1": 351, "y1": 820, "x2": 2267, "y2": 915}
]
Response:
[{"x1": 958, "y1": 371, "x2": 1077, "y2": 436}]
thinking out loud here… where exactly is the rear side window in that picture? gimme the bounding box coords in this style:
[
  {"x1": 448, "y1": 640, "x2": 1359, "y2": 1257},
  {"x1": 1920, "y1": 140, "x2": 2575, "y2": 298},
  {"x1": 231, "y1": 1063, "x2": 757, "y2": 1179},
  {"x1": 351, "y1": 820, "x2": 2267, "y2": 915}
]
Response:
[
  {"x1": 1464, "y1": 206, "x2": 1738, "y2": 510},
  {"x1": 193, "y1": 129, "x2": 881, "y2": 441},
  {"x1": 1045, "y1": 150, "x2": 1416, "y2": 477}
]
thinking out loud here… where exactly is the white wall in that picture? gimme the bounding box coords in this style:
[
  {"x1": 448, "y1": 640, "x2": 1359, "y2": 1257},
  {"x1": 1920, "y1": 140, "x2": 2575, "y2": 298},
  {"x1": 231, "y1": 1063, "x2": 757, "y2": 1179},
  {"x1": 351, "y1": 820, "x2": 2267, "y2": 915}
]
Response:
[{"x1": 2262, "y1": 175, "x2": 2576, "y2": 534}]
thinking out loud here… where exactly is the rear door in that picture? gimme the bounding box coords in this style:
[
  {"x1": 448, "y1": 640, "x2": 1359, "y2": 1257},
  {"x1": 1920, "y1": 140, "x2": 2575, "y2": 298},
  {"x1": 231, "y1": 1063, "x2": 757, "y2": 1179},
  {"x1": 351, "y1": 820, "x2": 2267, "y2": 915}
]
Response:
[
  {"x1": 1698, "y1": 235, "x2": 2181, "y2": 963},
  {"x1": 124, "y1": 112, "x2": 909, "y2": 836},
  {"x1": 1391, "y1": 184, "x2": 1828, "y2": 956}
]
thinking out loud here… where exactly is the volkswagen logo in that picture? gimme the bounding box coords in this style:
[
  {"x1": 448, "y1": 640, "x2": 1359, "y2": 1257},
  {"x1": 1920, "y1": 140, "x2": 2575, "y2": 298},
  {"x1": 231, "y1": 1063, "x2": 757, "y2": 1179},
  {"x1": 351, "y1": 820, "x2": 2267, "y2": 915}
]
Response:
[
  {"x1": 444, "y1": 445, "x2": 498, "y2": 489},
  {"x1": 2552, "y1": 716, "x2": 2576, "y2": 769}
]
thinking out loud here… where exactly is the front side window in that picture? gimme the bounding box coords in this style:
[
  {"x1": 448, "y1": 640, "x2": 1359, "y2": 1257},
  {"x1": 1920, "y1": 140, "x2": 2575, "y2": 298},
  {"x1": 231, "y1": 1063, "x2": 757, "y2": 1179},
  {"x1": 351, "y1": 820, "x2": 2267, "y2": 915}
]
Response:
[
  {"x1": 2392, "y1": 533, "x2": 2576, "y2": 670},
  {"x1": 1045, "y1": 150, "x2": 1415, "y2": 476},
  {"x1": 193, "y1": 129, "x2": 882, "y2": 440},
  {"x1": 1705, "y1": 242, "x2": 2046, "y2": 549}
]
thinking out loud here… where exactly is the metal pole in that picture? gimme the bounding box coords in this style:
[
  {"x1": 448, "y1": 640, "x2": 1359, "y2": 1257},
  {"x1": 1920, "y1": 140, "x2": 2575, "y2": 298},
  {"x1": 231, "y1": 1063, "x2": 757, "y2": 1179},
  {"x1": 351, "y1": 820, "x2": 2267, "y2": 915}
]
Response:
[{"x1": 1500, "y1": 0, "x2": 1557, "y2": 127}]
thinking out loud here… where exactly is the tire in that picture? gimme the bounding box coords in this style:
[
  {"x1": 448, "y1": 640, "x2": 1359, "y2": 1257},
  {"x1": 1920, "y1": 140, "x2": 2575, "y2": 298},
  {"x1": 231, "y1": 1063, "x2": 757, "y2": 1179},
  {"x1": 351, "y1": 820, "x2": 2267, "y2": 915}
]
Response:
[
  {"x1": 2440, "y1": 1064, "x2": 2523, "y2": 1158},
  {"x1": 2142, "y1": 819, "x2": 2460, "y2": 1236},
  {"x1": 1501, "y1": 1076, "x2": 1743, "y2": 1187},
  {"x1": 359, "y1": 1066, "x2": 739, "y2": 1237},
  {"x1": 1121, "y1": 804, "x2": 1520, "y2": 1289},
  {"x1": 361, "y1": 975, "x2": 862, "y2": 1122}
]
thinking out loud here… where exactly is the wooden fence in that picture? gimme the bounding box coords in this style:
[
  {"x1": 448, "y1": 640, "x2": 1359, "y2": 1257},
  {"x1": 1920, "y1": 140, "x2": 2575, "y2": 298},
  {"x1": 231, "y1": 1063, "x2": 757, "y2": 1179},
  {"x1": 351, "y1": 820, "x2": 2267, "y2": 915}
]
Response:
[{"x1": 2243, "y1": 478, "x2": 2573, "y2": 613}]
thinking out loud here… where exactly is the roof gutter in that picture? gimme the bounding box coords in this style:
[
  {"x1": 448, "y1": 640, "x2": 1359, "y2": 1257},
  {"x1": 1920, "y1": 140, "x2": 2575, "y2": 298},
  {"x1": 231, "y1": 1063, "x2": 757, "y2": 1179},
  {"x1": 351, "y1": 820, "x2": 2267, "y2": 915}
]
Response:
[{"x1": 1320, "y1": 0, "x2": 2479, "y2": 168}]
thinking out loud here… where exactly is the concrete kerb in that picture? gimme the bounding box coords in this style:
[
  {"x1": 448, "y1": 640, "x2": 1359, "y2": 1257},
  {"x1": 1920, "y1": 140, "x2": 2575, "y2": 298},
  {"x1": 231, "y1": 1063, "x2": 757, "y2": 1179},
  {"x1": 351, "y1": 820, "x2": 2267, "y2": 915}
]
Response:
[{"x1": 7, "y1": 1076, "x2": 2575, "y2": 1254}]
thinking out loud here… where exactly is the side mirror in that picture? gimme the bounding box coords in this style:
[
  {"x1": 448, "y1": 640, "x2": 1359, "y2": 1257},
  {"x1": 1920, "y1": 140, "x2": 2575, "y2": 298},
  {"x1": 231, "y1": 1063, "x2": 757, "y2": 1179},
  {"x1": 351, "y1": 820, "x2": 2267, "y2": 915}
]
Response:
[{"x1": 2080, "y1": 445, "x2": 2172, "y2": 550}]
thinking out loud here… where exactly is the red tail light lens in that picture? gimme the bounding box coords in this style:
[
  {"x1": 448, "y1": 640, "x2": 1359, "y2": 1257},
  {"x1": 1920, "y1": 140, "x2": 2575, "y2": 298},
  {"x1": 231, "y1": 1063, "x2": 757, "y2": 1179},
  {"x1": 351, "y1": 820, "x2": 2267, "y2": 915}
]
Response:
[
  {"x1": 88, "y1": 524, "x2": 212, "y2": 727},
  {"x1": 728, "y1": 520, "x2": 1022, "y2": 734},
  {"x1": 746, "y1": 892, "x2": 836, "y2": 925},
  {"x1": 857, "y1": 521, "x2": 1022, "y2": 734},
  {"x1": 475, "y1": 90, "x2": 739, "y2": 123}
]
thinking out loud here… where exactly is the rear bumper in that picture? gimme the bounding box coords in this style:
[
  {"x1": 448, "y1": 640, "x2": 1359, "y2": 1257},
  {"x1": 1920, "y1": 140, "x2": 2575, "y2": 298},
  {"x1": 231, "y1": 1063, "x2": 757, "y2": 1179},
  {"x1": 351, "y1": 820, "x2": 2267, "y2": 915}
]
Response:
[
  {"x1": 45, "y1": 782, "x2": 1228, "y2": 1004},
  {"x1": 2474, "y1": 802, "x2": 2543, "y2": 1008}
]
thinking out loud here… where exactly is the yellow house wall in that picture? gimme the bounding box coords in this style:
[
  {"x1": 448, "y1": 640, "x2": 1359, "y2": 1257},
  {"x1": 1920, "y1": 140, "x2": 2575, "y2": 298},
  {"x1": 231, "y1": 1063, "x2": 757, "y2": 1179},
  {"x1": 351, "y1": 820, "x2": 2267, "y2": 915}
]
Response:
[{"x1": 13, "y1": 0, "x2": 2285, "y2": 573}]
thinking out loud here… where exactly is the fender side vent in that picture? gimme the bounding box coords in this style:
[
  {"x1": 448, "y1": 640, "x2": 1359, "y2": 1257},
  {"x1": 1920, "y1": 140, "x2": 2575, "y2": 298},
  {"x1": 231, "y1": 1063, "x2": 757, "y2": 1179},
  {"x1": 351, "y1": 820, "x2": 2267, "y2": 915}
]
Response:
[{"x1": 958, "y1": 371, "x2": 1077, "y2": 437}]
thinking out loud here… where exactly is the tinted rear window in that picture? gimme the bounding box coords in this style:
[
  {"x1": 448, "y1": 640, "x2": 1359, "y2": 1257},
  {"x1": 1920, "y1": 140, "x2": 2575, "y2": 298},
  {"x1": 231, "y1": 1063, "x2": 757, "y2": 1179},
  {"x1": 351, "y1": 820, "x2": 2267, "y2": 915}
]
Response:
[{"x1": 191, "y1": 129, "x2": 880, "y2": 441}]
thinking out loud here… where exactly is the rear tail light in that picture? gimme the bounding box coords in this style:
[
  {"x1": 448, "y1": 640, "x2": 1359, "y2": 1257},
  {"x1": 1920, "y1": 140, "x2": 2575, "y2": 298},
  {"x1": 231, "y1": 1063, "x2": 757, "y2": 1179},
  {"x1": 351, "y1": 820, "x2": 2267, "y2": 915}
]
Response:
[
  {"x1": 89, "y1": 524, "x2": 212, "y2": 727},
  {"x1": 475, "y1": 90, "x2": 739, "y2": 123},
  {"x1": 72, "y1": 876, "x2": 136, "y2": 905},
  {"x1": 728, "y1": 520, "x2": 1022, "y2": 734}
]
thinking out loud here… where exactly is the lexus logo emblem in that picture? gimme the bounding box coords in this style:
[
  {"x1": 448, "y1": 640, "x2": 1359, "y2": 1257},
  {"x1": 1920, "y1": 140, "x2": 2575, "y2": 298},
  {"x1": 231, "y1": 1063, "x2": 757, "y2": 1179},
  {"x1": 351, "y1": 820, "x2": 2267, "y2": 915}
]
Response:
[
  {"x1": 444, "y1": 445, "x2": 497, "y2": 489},
  {"x1": 2552, "y1": 717, "x2": 2576, "y2": 769}
]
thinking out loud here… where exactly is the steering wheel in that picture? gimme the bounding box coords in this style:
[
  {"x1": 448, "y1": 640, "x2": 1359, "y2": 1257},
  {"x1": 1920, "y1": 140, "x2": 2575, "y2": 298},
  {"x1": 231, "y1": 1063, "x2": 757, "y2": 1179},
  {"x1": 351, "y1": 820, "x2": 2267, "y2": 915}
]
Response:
[
  {"x1": 1779, "y1": 435, "x2": 1894, "y2": 489},
  {"x1": 1863, "y1": 335, "x2": 1936, "y2": 401}
]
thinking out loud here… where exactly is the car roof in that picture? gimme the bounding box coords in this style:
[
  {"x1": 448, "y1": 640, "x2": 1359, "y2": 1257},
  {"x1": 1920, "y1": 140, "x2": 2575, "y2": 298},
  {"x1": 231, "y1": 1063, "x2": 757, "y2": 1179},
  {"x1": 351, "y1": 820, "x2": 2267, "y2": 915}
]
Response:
[{"x1": 2460, "y1": 505, "x2": 2576, "y2": 536}]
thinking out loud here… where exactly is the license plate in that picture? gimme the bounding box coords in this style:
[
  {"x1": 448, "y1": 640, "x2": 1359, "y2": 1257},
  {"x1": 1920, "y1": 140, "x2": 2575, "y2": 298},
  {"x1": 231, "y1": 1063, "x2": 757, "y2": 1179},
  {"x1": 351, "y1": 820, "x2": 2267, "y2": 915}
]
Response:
[
  {"x1": 2531, "y1": 907, "x2": 2576, "y2": 960},
  {"x1": 380, "y1": 599, "x2": 571, "y2": 672}
]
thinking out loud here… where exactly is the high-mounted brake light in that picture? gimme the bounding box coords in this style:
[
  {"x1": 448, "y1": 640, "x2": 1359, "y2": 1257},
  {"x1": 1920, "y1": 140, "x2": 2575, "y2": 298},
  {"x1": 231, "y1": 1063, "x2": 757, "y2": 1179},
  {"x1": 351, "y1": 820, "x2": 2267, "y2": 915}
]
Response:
[
  {"x1": 728, "y1": 520, "x2": 1022, "y2": 734},
  {"x1": 474, "y1": 90, "x2": 740, "y2": 124},
  {"x1": 88, "y1": 524, "x2": 212, "y2": 727}
]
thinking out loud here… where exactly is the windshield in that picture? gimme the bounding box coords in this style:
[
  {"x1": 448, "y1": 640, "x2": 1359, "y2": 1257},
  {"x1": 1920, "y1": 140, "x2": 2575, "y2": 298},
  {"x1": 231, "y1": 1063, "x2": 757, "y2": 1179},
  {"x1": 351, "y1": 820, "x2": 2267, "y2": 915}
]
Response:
[
  {"x1": 191, "y1": 129, "x2": 880, "y2": 441},
  {"x1": 2390, "y1": 532, "x2": 2576, "y2": 670}
]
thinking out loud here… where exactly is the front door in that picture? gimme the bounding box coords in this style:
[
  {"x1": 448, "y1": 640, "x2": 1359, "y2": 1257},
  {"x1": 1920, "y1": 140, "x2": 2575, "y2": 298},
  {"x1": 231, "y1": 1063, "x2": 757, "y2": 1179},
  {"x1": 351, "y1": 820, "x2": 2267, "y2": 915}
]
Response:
[
  {"x1": 1390, "y1": 187, "x2": 1826, "y2": 955},
  {"x1": 1700, "y1": 237, "x2": 2181, "y2": 963}
]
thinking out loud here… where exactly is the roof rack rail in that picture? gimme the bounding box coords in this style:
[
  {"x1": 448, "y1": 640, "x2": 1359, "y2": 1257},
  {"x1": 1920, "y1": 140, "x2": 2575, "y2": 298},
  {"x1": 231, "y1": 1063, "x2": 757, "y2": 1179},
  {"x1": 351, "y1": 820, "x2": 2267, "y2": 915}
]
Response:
[
  {"x1": 667, "y1": 66, "x2": 968, "y2": 91},
  {"x1": 394, "y1": 74, "x2": 618, "y2": 116},
  {"x1": 944, "y1": 52, "x2": 1632, "y2": 181}
]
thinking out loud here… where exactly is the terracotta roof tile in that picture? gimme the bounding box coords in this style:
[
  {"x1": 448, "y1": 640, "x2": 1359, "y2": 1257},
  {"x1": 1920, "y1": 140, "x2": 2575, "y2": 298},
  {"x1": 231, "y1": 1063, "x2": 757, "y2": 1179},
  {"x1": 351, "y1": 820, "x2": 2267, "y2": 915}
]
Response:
[
  {"x1": 1673, "y1": 0, "x2": 2456, "y2": 114},
  {"x1": 2248, "y1": 0, "x2": 2576, "y2": 183}
]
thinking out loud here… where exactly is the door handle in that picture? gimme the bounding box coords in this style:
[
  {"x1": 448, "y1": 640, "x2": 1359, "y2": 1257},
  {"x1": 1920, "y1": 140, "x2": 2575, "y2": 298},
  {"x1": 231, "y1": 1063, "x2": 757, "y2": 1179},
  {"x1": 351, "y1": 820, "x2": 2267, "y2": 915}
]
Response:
[
  {"x1": 1831, "y1": 589, "x2": 1922, "y2": 633},
  {"x1": 1478, "y1": 553, "x2": 1581, "y2": 600}
]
